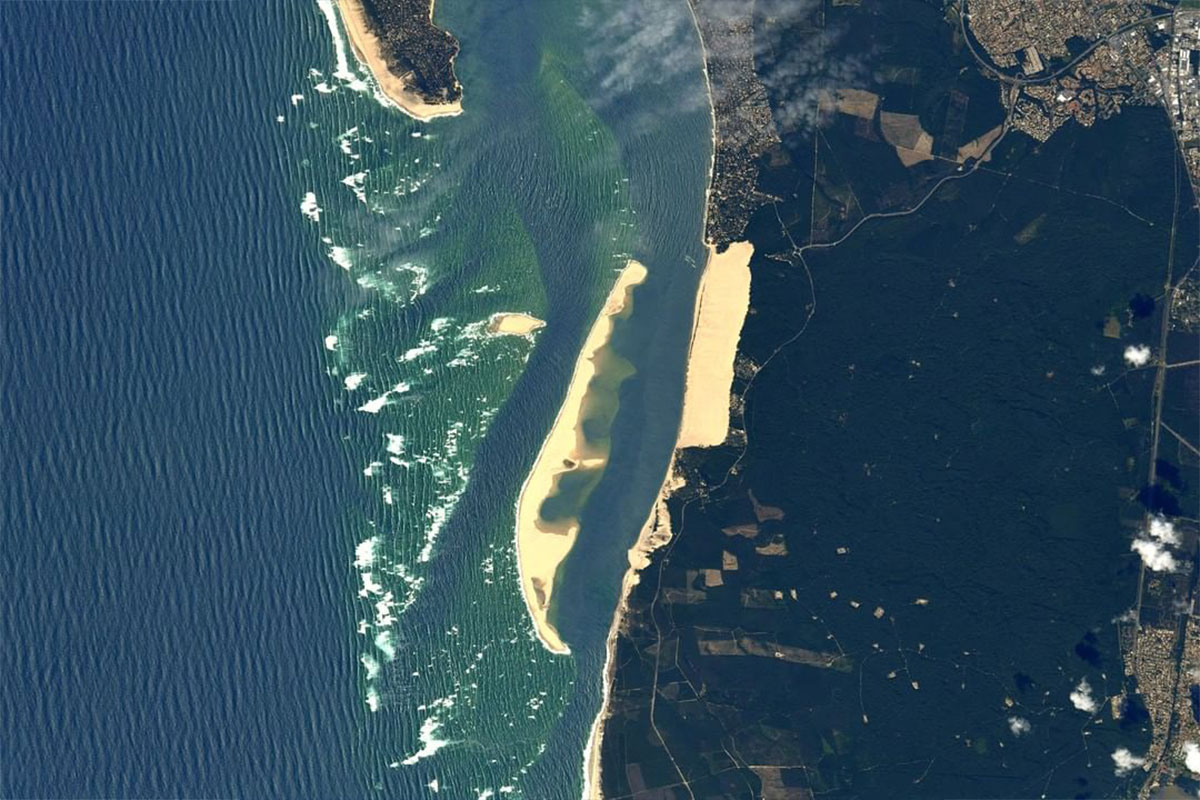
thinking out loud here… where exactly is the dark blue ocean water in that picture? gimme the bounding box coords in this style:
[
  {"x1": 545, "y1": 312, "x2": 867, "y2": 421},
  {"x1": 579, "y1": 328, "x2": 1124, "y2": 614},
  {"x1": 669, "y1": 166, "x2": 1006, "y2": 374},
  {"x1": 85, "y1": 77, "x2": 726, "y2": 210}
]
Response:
[{"x1": 2, "y1": 3, "x2": 371, "y2": 796}]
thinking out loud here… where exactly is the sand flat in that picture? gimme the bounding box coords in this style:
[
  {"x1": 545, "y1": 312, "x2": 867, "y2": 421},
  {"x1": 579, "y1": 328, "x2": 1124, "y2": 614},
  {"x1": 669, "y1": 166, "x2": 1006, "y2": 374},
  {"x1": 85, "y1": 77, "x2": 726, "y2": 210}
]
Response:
[
  {"x1": 488, "y1": 312, "x2": 545, "y2": 336},
  {"x1": 336, "y1": 0, "x2": 463, "y2": 122},
  {"x1": 583, "y1": 240, "x2": 754, "y2": 797},
  {"x1": 515, "y1": 261, "x2": 648, "y2": 655}
]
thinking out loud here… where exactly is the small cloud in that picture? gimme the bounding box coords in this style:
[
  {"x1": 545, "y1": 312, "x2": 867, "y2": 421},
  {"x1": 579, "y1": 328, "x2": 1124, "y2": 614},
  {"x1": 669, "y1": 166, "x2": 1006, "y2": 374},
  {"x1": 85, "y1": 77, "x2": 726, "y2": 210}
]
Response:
[
  {"x1": 1131, "y1": 537, "x2": 1179, "y2": 572},
  {"x1": 1070, "y1": 678, "x2": 1098, "y2": 713},
  {"x1": 1112, "y1": 747, "x2": 1146, "y2": 776},
  {"x1": 1123, "y1": 344, "x2": 1152, "y2": 367},
  {"x1": 1183, "y1": 741, "x2": 1200, "y2": 774},
  {"x1": 1008, "y1": 716, "x2": 1031, "y2": 736},
  {"x1": 1090, "y1": 364, "x2": 1106, "y2": 376},
  {"x1": 1148, "y1": 515, "x2": 1180, "y2": 545}
]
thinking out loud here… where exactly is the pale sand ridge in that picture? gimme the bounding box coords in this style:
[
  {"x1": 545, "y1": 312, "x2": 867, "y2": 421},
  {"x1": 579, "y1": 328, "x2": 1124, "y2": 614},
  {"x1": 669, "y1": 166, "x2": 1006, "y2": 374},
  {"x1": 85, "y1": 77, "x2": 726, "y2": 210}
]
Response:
[
  {"x1": 676, "y1": 240, "x2": 754, "y2": 448},
  {"x1": 336, "y1": 0, "x2": 463, "y2": 122},
  {"x1": 515, "y1": 262, "x2": 648, "y2": 656},
  {"x1": 582, "y1": 241, "x2": 755, "y2": 798},
  {"x1": 488, "y1": 312, "x2": 546, "y2": 336}
]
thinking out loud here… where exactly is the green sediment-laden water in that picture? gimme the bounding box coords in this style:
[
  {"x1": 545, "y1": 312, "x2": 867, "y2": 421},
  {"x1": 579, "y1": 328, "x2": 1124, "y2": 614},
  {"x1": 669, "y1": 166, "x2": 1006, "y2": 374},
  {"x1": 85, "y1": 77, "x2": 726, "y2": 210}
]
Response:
[{"x1": 296, "y1": 0, "x2": 712, "y2": 794}]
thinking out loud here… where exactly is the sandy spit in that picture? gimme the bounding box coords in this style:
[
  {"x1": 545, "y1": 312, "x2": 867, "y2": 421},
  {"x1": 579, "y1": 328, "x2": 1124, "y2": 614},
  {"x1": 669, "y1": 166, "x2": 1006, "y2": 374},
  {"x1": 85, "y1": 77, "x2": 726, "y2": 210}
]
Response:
[
  {"x1": 515, "y1": 262, "x2": 648, "y2": 656},
  {"x1": 335, "y1": 0, "x2": 463, "y2": 122}
]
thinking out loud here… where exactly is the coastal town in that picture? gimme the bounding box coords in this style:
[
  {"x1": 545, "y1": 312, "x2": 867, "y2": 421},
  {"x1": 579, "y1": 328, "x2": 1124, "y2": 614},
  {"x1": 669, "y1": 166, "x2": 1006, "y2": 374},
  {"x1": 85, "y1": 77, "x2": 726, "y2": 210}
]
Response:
[{"x1": 965, "y1": 0, "x2": 1200, "y2": 184}]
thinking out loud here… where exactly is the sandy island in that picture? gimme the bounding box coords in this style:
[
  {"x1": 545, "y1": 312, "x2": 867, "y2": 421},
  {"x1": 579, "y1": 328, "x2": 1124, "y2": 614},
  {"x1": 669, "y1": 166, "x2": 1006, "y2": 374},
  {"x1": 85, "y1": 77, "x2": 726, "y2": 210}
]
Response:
[
  {"x1": 488, "y1": 312, "x2": 545, "y2": 336},
  {"x1": 336, "y1": 0, "x2": 464, "y2": 122},
  {"x1": 582, "y1": 241, "x2": 754, "y2": 799},
  {"x1": 515, "y1": 261, "x2": 648, "y2": 655}
]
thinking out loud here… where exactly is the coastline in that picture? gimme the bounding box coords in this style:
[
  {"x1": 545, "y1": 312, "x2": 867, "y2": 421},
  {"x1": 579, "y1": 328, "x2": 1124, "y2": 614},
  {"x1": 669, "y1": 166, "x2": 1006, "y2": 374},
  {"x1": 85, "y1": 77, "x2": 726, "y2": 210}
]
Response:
[
  {"x1": 581, "y1": 241, "x2": 754, "y2": 798},
  {"x1": 515, "y1": 261, "x2": 649, "y2": 656},
  {"x1": 335, "y1": 0, "x2": 464, "y2": 122}
]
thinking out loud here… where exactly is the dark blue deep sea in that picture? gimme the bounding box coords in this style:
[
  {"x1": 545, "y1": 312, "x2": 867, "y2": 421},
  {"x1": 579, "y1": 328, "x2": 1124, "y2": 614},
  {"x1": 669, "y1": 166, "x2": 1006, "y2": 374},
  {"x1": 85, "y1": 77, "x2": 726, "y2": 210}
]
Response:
[{"x1": 2, "y1": 3, "x2": 366, "y2": 796}]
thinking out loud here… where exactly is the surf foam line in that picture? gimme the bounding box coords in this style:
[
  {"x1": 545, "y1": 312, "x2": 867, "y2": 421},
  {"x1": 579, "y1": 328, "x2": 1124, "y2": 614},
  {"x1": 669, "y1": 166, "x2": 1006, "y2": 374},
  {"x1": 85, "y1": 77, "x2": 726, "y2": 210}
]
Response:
[{"x1": 315, "y1": 0, "x2": 365, "y2": 86}]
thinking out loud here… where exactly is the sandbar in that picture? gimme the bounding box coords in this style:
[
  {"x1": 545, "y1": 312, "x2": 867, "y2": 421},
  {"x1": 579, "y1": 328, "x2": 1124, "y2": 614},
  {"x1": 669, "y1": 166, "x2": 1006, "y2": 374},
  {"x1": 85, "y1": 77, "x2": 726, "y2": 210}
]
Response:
[
  {"x1": 582, "y1": 240, "x2": 754, "y2": 797},
  {"x1": 488, "y1": 312, "x2": 546, "y2": 336},
  {"x1": 515, "y1": 261, "x2": 648, "y2": 655},
  {"x1": 336, "y1": 0, "x2": 464, "y2": 122}
]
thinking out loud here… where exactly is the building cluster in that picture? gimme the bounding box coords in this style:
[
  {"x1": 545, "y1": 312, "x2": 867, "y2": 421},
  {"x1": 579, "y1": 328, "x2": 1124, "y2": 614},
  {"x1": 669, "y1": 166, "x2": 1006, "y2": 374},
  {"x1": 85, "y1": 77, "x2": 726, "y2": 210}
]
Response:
[
  {"x1": 968, "y1": 1, "x2": 1200, "y2": 182},
  {"x1": 1149, "y1": 10, "x2": 1200, "y2": 182},
  {"x1": 1171, "y1": 277, "x2": 1199, "y2": 334},
  {"x1": 967, "y1": 0, "x2": 1156, "y2": 69},
  {"x1": 968, "y1": 0, "x2": 1173, "y2": 143},
  {"x1": 691, "y1": 1, "x2": 781, "y2": 247},
  {"x1": 1119, "y1": 518, "x2": 1200, "y2": 797}
]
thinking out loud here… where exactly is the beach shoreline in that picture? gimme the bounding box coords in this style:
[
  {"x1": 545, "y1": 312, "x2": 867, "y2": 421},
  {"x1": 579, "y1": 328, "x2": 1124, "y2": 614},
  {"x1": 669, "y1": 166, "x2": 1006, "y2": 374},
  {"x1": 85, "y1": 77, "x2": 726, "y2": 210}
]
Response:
[
  {"x1": 581, "y1": 241, "x2": 754, "y2": 798},
  {"x1": 335, "y1": 0, "x2": 464, "y2": 122},
  {"x1": 515, "y1": 262, "x2": 649, "y2": 656}
]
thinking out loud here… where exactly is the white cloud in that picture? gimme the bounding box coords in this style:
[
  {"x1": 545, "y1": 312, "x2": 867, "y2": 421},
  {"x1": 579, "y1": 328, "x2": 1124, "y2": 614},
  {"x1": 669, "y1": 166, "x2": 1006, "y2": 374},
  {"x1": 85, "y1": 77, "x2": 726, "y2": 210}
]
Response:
[
  {"x1": 1112, "y1": 747, "x2": 1145, "y2": 776},
  {"x1": 753, "y1": 0, "x2": 871, "y2": 137},
  {"x1": 577, "y1": 0, "x2": 709, "y2": 127},
  {"x1": 1070, "y1": 678, "x2": 1098, "y2": 713},
  {"x1": 1008, "y1": 716, "x2": 1031, "y2": 736},
  {"x1": 1123, "y1": 344, "x2": 1152, "y2": 367},
  {"x1": 1148, "y1": 515, "x2": 1180, "y2": 545},
  {"x1": 1183, "y1": 742, "x2": 1200, "y2": 775},
  {"x1": 1131, "y1": 538, "x2": 1179, "y2": 572}
]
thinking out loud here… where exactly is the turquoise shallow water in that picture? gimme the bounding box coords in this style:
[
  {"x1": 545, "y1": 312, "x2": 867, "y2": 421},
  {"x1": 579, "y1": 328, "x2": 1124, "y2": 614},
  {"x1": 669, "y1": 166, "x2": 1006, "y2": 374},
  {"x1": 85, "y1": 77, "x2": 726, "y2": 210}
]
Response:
[
  {"x1": 301, "y1": 0, "x2": 712, "y2": 795},
  {"x1": 3, "y1": 0, "x2": 710, "y2": 796}
]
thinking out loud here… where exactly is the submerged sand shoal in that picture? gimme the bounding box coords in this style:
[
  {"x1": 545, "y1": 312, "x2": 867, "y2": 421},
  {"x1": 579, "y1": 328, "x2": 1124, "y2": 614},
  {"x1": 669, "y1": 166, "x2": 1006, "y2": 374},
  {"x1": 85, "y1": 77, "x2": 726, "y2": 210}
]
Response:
[
  {"x1": 488, "y1": 312, "x2": 546, "y2": 336},
  {"x1": 515, "y1": 261, "x2": 648, "y2": 656},
  {"x1": 582, "y1": 241, "x2": 754, "y2": 799},
  {"x1": 336, "y1": 0, "x2": 463, "y2": 122}
]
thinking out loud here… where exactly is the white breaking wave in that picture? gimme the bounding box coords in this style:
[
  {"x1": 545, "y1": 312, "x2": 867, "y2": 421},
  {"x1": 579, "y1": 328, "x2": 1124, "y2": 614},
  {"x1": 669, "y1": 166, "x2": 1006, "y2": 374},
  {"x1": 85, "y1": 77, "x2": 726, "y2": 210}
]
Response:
[
  {"x1": 401, "y1": 715, "x2": 452, "y2": 766},
  {"x1": 353, "y1": 536, "x2": 379, "y2": 568},
  {"x1": 300, "y1": 192, "x2": 322, "y2": 222},
  {"x1": 357, "y1": 382, "x2": 411, "y2": 414},
  {"x1": 358, "y1": 393, "x2": 390, "y2": 414},
  {"x1": 314, "y1": 0, "x2": 367, "y2": 88},
  {"x1": 400, "y1": 341, "x2": 438, "y2": 362},
  {"x1": 361, "y1": 652, "x2": 381, "y2": 680},
  {"x1": 341, "y1": 171, "x2": 368, "y2": 205},
  {"x1": 328, "y1": 245, "x2": 354, "y2": 271}
]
